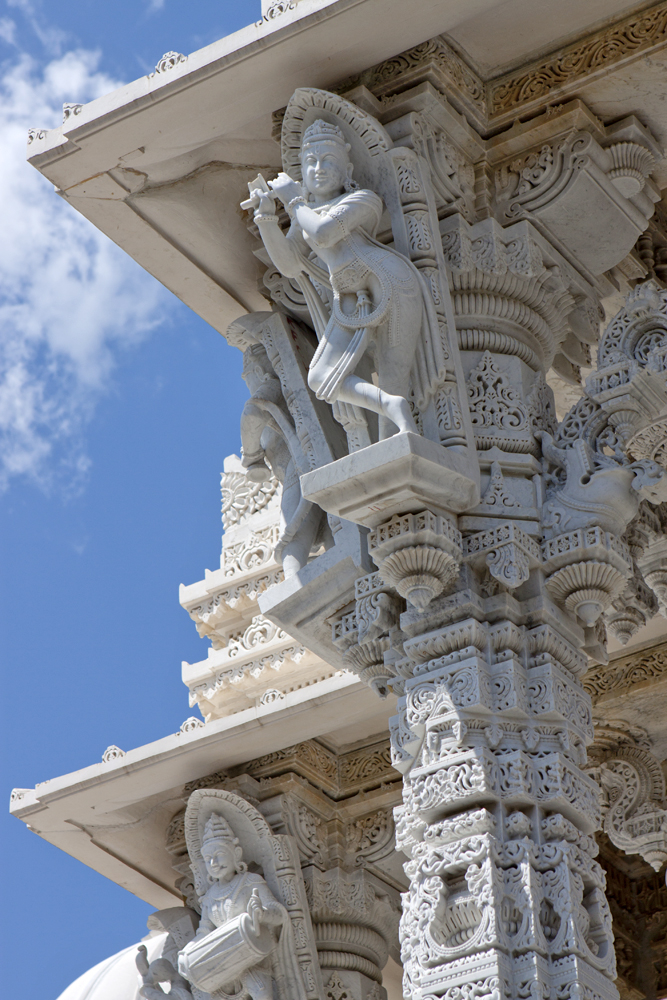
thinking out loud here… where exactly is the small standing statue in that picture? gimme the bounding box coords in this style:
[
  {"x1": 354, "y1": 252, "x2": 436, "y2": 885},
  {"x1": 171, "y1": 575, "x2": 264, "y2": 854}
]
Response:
[
  {"x1": 244, "y1": 116, "x2": 442, "y2": 441},
  {"x1": 178, "y1": 814, "x2": 285, "y2": 1000}
]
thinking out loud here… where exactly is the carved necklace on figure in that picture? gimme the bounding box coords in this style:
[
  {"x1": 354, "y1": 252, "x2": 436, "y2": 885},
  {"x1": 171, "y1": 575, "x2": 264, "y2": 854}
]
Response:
[{"x1": 208, "y1": 870, "x2": 249, "y2": 924}]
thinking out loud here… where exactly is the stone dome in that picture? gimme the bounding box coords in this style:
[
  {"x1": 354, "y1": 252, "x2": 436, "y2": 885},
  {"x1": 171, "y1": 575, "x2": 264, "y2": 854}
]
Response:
[{"x1": 56, "y1": 932, "x2": 168, "y2": 1000}]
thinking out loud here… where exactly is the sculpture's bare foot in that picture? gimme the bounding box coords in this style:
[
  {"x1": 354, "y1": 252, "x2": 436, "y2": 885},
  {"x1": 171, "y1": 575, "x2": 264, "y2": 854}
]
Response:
[{"x1": 385, "y1": 395, "x2": 417, "y2": 435}]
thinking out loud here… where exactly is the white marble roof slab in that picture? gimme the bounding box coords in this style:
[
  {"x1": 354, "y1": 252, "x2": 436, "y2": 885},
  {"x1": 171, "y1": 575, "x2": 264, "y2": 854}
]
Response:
[{"x1": 10, "y1": 673, "x2": 393, "y2": 908}]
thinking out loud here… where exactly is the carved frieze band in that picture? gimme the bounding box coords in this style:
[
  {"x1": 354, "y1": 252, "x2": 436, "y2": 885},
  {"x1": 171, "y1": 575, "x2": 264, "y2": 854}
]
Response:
[
  {"x1": 489, "y1": 2, "x2": 667, "y2": 122},
  {"x1": 335, "y1": 2, "x2": 667, "y2": 132},
  {"x1": 226, "y1": 738, "x2": 396, "y2": 800},
  {"x1": 583, "y1": 639, "x2": 667, "y2": 702}
]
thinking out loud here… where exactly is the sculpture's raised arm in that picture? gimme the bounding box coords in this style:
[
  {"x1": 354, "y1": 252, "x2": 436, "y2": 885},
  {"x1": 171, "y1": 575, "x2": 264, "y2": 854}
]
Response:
[{"x1": 246, "y1": 177, "x2": 307, "y2": 280}]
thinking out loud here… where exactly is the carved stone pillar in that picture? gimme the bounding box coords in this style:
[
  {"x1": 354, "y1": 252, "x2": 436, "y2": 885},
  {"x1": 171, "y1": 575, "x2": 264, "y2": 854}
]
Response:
[
  {"x1": 242, "y1": 78, "x2": 667, "y2": 1000},
  {"x1": 379, "y1": 277, "x2": 667, "y2": 1000},
  {"x1": 315, "y1": 104, "x2": 666, "y2": 1000}
]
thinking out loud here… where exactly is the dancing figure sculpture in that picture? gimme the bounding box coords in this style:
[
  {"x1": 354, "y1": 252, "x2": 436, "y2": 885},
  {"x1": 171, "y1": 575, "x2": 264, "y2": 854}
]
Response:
[{"x1": 244, "y1": 116, "x2": 443, "y2": 441}]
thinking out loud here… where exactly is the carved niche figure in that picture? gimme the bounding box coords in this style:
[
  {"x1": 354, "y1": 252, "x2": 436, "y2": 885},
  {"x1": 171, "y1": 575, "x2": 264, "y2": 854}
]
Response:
[
  {"x1": 178, "y1": 788, "x2": 318, "y2": 1000},
  {"x1": 239, "y1": 337, "x2": 329, "y2": 579},
  {"x1": 243, "y1": 93, "x2": 445, "y2": 442},
  {"x1": 178, "y1": 812, "x2": 283, "y2": 999}
]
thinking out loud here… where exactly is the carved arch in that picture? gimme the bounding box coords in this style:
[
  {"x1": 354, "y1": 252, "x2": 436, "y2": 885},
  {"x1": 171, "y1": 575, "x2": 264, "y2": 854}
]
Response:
[{"x1": 598, "y1": 281, "x2": 667, "y2": 368}]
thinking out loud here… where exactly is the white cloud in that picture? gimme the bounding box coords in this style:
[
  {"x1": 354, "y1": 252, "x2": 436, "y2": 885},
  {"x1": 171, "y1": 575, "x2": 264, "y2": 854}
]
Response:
[
  {"x1": 6, "y1": 0, "x2": 67, "y2": 55},
  {"x1": 147, "y1": 0, "x2": 166, "y2": 11},
  {"x1": 0, "y1": 17, "x2": 18, "y2": 46},
  {"x1": 0, "y1": 49, "x2": 167, "y2": 492}
]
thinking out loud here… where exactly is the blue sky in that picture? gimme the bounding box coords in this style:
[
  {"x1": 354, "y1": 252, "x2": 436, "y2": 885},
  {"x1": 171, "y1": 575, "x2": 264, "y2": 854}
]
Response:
[{"x1": 0, "y1": 2, "x2": 262, "y2": 996}]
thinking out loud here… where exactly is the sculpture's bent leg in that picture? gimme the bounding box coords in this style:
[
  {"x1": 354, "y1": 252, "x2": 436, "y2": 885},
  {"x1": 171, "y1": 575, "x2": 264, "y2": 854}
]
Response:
[
  {"x1": 308, "y1": 321, "x2": 417, "y2": 436},
  {"x1": 336, "y1": 374, "x2": 417, "y2": 436},
  {"x1": 372, "y1": 292, "x2": 422, "y2": 438}
]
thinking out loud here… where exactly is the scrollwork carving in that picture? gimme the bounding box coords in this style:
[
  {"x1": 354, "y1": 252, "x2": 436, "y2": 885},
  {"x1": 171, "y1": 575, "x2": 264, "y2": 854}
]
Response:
[
  {"x1": 588, "y1": 725, "x2": 667, "y2": 872},
  {"x1": 489, "y1": 4, "x2": 667, "y2": 119},
  {"x1": 221, "y1": 471, "x2": 279, "y2": 530}
]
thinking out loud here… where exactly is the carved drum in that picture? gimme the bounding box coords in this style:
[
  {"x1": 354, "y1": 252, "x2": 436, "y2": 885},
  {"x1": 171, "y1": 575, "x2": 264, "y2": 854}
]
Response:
[{"x1": 178, "y1": 913, "x2": 274, "y2": 993}]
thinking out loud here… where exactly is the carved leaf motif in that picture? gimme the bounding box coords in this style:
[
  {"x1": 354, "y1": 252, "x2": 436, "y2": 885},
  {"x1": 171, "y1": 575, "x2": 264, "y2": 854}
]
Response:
[
  {"x1": 396, "y1": 159, "x2": 422, "y2": 196},
  {"x1": 405, "y1": 211, "x2": 433, "y2": 253}
]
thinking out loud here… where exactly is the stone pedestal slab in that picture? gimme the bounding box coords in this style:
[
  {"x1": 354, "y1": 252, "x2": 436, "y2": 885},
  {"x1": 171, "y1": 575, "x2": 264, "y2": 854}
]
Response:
[{"x1": 300, "y1": 432, "x2": 480, "y2": 528}]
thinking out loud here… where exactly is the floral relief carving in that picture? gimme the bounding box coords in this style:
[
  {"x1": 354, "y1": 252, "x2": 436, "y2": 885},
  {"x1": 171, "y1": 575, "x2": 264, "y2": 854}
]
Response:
[
  {"x1": 223, "y1": 525, "x2": 281, "y2": 578},
  {"x1": 489, "y1": 3, "x2": 667, "y2": 118},
  {"x1": 496, "y1": 133, "x2": 594, "y2": 221},
  {"x1": 344, "y1": 808, "x2": 395, "y2": 863},
  {"x1": 339, "y1": 35, "x2": 485, "y2": 115},
  {"x1": 467, "y1": 352, "x2": 528, "y2": 434},
  {"x1": 221, "y1": 470, "x2": 279, "y2": 530}
]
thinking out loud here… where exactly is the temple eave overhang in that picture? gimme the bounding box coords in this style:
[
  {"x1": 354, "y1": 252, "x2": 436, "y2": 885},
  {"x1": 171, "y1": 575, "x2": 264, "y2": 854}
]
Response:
[
  {"x1": 10, "y1": 672, "x2": 392, "y2": 907},
  {"x1": 26, "y1": 1, "x2": 667, "y2": 336}
]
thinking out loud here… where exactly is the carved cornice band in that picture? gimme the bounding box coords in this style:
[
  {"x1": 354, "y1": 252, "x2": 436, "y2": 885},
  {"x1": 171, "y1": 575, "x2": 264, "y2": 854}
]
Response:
[
  {"x1": 337, "y1": 2, "x2": 667, "y2": 134},
  {"x1": 584, "y1": 640, "x2": 667, "y2": 701},
  {"x1": 489, "y1": 2, "x2": 667, "y2": 122}
]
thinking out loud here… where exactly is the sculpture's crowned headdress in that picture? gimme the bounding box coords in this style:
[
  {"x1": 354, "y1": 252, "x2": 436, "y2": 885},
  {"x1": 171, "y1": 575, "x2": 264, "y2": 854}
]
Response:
[
  {"x1": 302, "y1": 119, "x2": 350, "y2": 153},
  {"x1": 202, "y1": 812, "x2": 238, "y2": 849}
]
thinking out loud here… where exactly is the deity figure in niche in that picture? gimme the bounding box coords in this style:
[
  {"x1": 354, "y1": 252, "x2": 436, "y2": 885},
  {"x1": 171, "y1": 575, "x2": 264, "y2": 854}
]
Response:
[
  {"x1": 240, "y1": 340, "x2": 329, "y2": 577},
  {"x1": 245, "y1": 118, "x2": 442, "y2": 441},
  {"x1": 178, "y1": 813, "x2": 285, "y2": 1000}
]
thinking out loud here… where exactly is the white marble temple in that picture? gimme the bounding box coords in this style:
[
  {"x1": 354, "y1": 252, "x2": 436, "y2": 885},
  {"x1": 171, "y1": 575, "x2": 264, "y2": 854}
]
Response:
[{"x1": 16, "y1": 3, "x2": 667, "y2": 999}]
